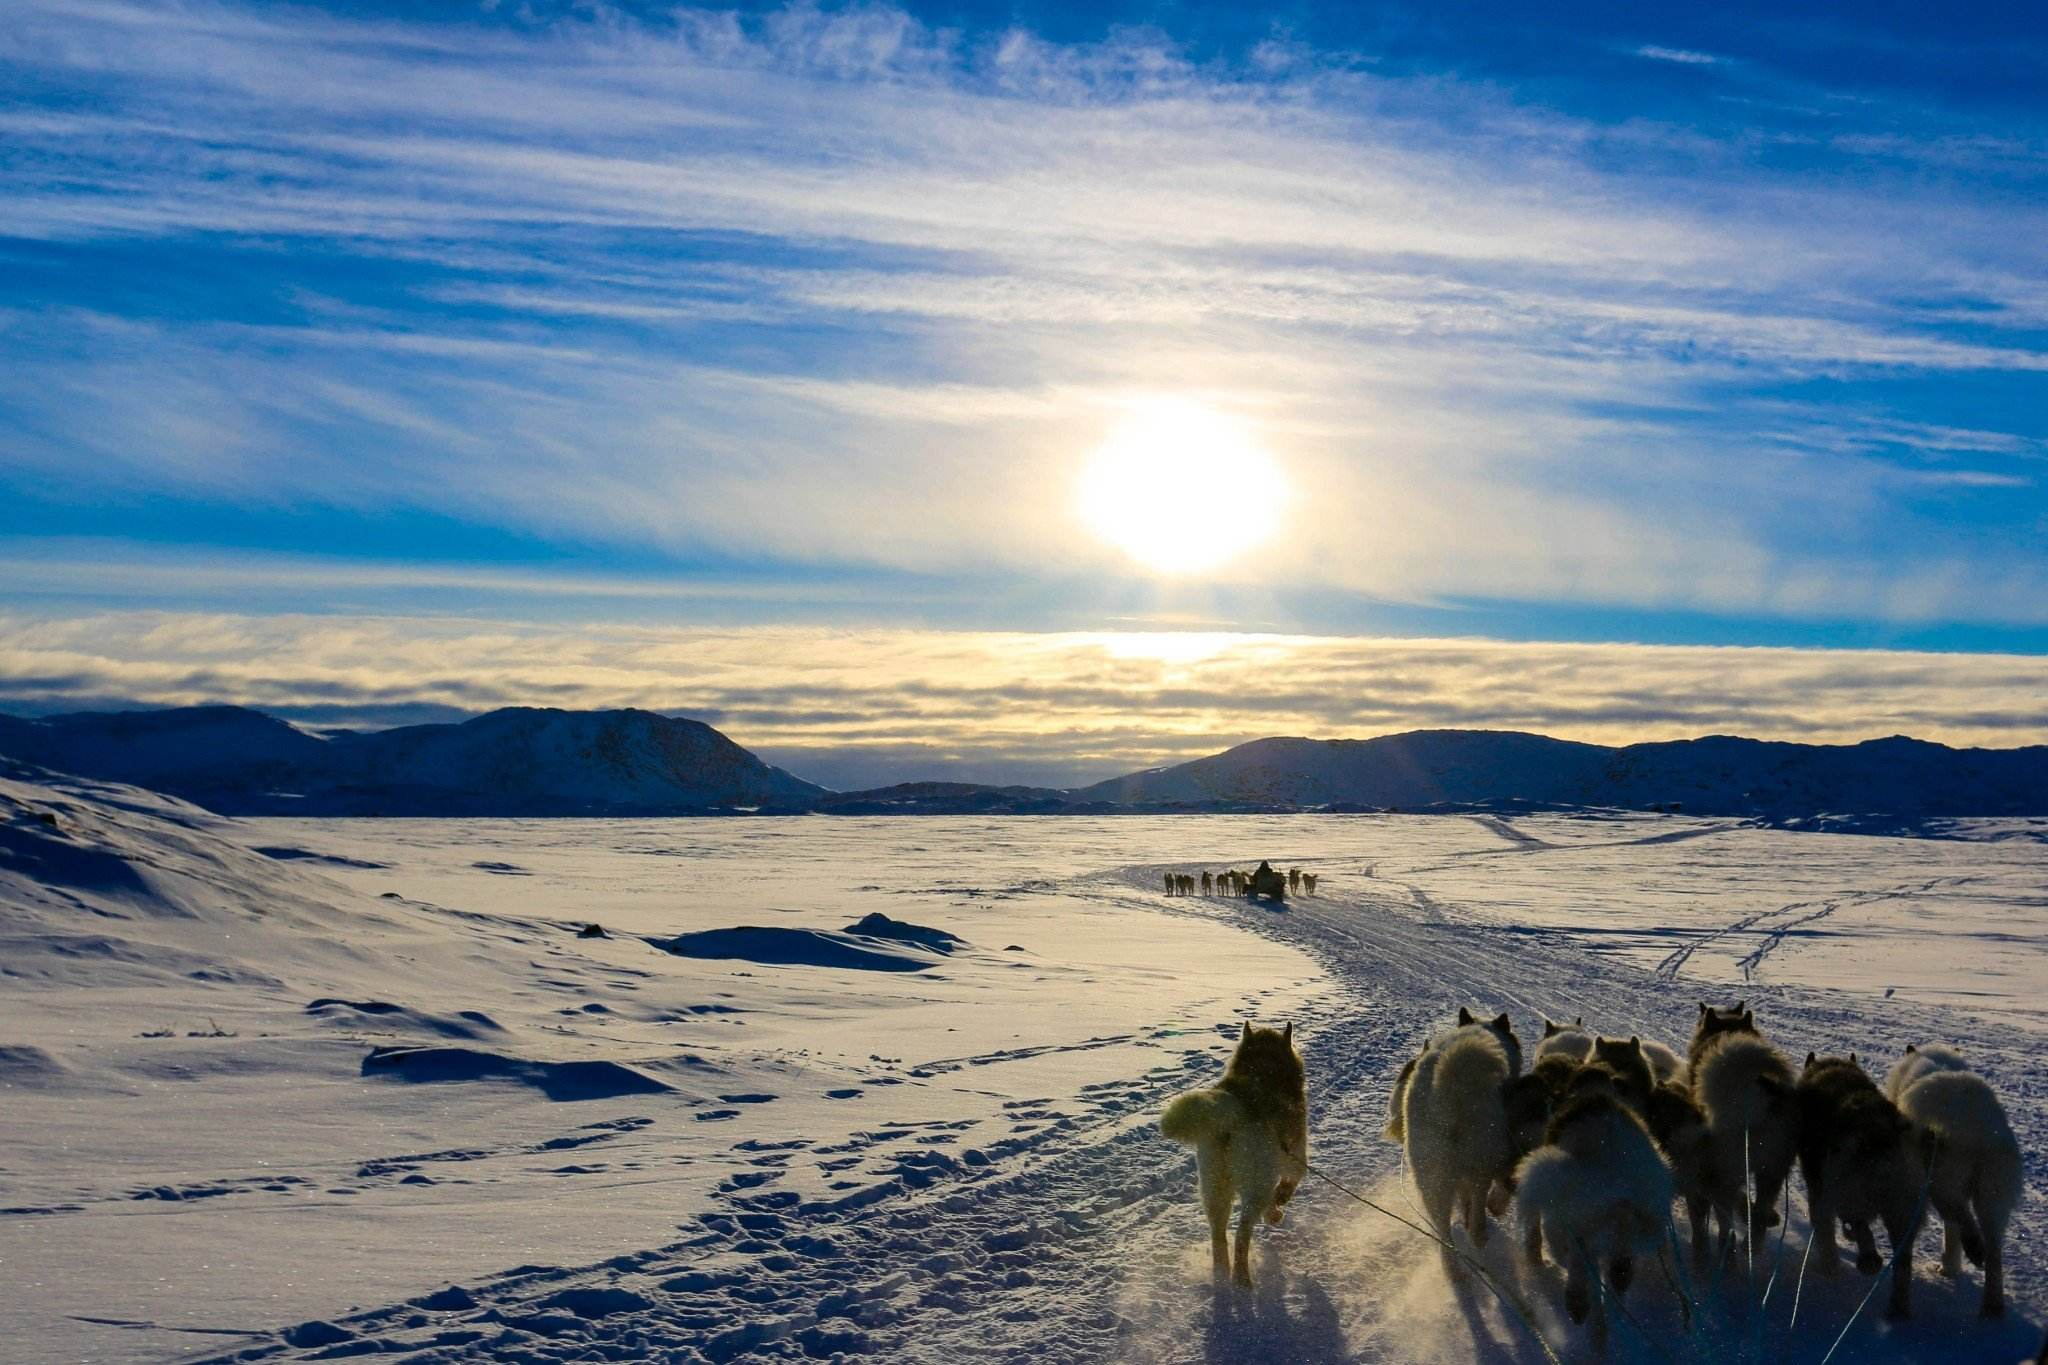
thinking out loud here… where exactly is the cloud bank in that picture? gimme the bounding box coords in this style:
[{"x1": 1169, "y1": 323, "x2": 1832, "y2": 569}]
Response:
[{"x1": 3, "y1": 612, "x2": 2042, "y2": 789}]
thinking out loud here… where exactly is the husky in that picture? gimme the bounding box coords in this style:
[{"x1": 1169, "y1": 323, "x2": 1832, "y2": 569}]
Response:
[
  {"x1": 1402, "y1": 1018, "x2": 1522, "y2": 1265},
  {"x1": 1200, "y1": 870, "x2": 1213, "y2": 896},
  {"x1": 1586, "y1": 1036, "x2": 1657, "y2": 1115},
  {"x1": 1795, "y1": 1054, "x2": 1927, "y2": 1319},
  {"x1": 1302, "y1": 872, "x2": 1318, "y2": 895},
  {"x1": 1384, "y1": 1008, "x2": 1522, "y2": 1141},
  {"x1": 1514, "y1": 1090, "x2": 1674, "y2": 1347},
  {"x1": 1890, "y1": 1047, "x2": 2022, "y2": 1317},
  {"x1": 1535, "y1": 1017, "x2": 1593, "y2": 1063},
  {"x1": 1647, "y1": 1080, "x2": 1718, "y2": 1258},
  {"x1": 1884, "y1": 1042, "x2": 1970, "y2": 1102},
  {"x1": 1528, "y1": 1051, "x2": 1580, "y2": 1101},
  {"x1": 1640, "y1": 1038, "x2": 1685, "y2": 1086},
  {"x1": 1160, "y1": 1022, "x2": 1308, "y2": 1287},
  {"x1": 1688, "y1": 1002, "x2": 1797, "y2": 1248}
]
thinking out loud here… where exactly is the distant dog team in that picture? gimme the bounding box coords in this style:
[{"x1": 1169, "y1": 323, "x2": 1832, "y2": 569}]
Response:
[
  {"x1": 1162, "y1": 865, "x2": 1318, "y2": 898},
  {"x1": 1161, "y1": 999, "x2": 2023, "y2": 1340}
]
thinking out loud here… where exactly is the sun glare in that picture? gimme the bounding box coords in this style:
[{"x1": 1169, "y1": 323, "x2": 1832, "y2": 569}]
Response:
[{"x1": 1077, "y1": 400, "x2": 1288, "y2": 575}]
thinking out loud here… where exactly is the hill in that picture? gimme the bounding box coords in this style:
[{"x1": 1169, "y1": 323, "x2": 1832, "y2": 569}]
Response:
[
  {"x1": 1081, "y1": 729, "x2": 2048, "y2": 817},
  {"x1": 0, "y1": 706, "x2": 824, "y2": 815}
]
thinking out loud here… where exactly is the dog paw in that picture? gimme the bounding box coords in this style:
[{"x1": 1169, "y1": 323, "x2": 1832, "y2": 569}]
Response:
[{"x1": 1856, "y1": 1250, "x2": 1884, "y2": 1276}]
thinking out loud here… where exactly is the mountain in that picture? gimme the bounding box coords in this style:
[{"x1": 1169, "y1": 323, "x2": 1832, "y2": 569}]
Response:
[
  {"x1": 1081, "y1": 730, "x2": 2048, "y2": 818},
  {"x1": 9, "y1": 707, "x2": 2048, "y2": 820},
  {"x1": 1077, "y1": 731, "x2": 1611, "y2": 808},
  {"x1": 0, "y1": 706, "x2": 824, "y2": 816}
]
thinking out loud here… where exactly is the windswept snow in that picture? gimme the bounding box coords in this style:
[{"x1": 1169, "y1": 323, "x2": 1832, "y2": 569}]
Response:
[{"x1": 0, "y1": 778, "x2": 2041, "y2": 1363}]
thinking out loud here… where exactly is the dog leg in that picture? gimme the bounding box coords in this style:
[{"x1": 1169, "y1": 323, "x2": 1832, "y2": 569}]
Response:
[
  {"x1": 1847, "y1": 1219, "x2": 1883, "y2": 1276},
  {"x1": 1232, "y1": 1199, "x2": 1258, "y2": 1289},
  {"x1": 1809, "y1": 1188, "x2": 1844, "y2": 1276},
  {"x1": 1975, "y1": 1193, "x2": 2006, "y2": 1318},
  {"x1": 1199, "y1": 1151, "x2": 1232, "y2": 1281},
  {"x1": 1608, "y1": 1253, "x2": 1633, "y2": 1295},
  {"x1": 1882, "y1": 1208, "x2": 1917, "y2": 1320},
  {"x1": 1465, "y1": 1182, "x2": 1491, "y2": 1247},
  {"x1": 1687, "y1": 1196, "x2": 1710, "y2": 1263},
  {"x1": 1564, "y1": 1248, "x2": 1592, "y2": 1324}
]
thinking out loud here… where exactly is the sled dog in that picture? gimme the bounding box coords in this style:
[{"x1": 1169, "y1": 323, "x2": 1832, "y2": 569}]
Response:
[
  {"x1": 1884, "y1": 1042, "x2": 1970, "y2": 1102},
  {"x1": 1535, "y1": 1017, "x2": 1592, "y2": 1063},
  {"x1": 1639, "y1": 1038, "x2": 1685, "y2": 1086},
  {"x1": 1796, "y1": 1054, "x2": 1927, "y2": 1319},
  {"x1": 1889, "y1": 1046, "x2": 2022, "y2": 1317},
  {"x1": 1688, "y1": 1002, "x2": 1797, "y2": 1247},
  {"x1": 1646, "y1": 1080, "x2": 1717, "y2": 1258},
  {"x1": 1586, "y1": 1036, "x2": 1656, "y2": 1115},
  {"x1": 1160, "y1": 1022, "x2": 1308, "y2": 1287},
  {"x1": 1402, "y1": 1017, "x2": 1521, "y2": 1264},
  {"x1": 1515, "y1": 1090, "x2": 1673, "y2": 1347},
  {"x1": 1384, "y1": 1008, "x2": 1521, "y2": 1141}
]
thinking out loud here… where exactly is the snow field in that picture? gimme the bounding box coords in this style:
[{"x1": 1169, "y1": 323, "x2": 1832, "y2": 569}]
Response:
[{"x1": 1, "y1": 777, "x2": 2041, "y2": 1362}]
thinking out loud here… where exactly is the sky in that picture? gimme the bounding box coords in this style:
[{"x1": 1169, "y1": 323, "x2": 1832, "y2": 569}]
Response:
[{"x1": 2, "y1": 0, "x2": 2046, "y2": 786}]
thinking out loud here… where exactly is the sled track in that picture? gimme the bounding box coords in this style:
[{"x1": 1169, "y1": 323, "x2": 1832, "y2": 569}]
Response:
[
  {"x1": 189, "y1": 869, "x2": 2041, "y2": 1364},
  {"x1": 1658, "y1": 875, "x2": 1969, "y2": 984}
]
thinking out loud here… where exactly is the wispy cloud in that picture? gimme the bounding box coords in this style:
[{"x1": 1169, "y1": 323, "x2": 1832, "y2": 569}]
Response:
[
  {"x1": 0, "y1": 0, "x2": 2043, "y2": 631},
  {"x1": 1635, "y1": 46, "x2": 1726, "y2": 67}
]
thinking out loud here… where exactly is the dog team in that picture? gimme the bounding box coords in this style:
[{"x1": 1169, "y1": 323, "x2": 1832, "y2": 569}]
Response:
[
  {"x1": 1161, "y1": 1001, "x2": 2021, "y2": 1347},
  {"x1": 1163, "y1": 865, "x2": 1318, "y2": 897}
]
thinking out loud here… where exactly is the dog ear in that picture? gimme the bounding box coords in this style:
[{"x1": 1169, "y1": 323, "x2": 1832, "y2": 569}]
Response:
[
  {"x1": 1458, "y1": 1007, "x2": 1475, "y2": 1026},
  {"x1": 1805, "y1": 1050, "x2": 1817, "y2": 1067},
  {"x1": 1240, "y1": 1020, "x2": 1251, "y2": 1041},
  {"x1": 1698, "y1": 1002, "x2": 1709, "y2": 1015},
  {"x1": 1574, "y1": 1016, "x2": 1584, "y2": 1027},
  {"x1": 1283, "y1": 1021, "x2": 1294, "y2": 1044},
  {"x1": 1905, "y1": 1043, "x2": 1917, "y2": 1054},
  {"x1": 1629, "y1": 1036, "x2": 1642, "y2": 1055},
  {"x1": 1543, "y1": 1020, "x2": 1559, "y2": 1037},
  {"x1": 1849, "y1": 1051, "x2": 1858, "y2": 1067},
  {"x1": 1491, "y1": 1012, "x2": 1511, "y2": 1033},
  {"x1": 1734, "y1": 999, "x2": 1747, "y2": 1013}
]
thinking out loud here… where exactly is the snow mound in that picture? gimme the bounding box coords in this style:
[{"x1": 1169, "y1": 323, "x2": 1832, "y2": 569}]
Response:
[
  {"x1": 842, "y1": 911, "x2": 966, "y2": 953},
  {"x1": 359, "y1": 1045, "x2": 673, "y2": 1101},
  {"x1": 252, "y1": 845, "x2": 390, "y2": 869},
  {"x1": 0, "y1": 1043, "x2": 74, "y2": 1090},
  {"x1": 649, "y1": 924, "x2": 946, "y2": 971},
  {"x1": 305, "y1": 999, "x2": 505, "y2": 1040}
]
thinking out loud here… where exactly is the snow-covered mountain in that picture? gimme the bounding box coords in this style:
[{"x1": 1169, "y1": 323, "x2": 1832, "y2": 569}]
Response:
[
  {"x1": 0, "y1": 706, "x2": 824, "y2": 815},
  {"x1": 1081, "y1": 729, "x2": 2048, "y2": 817}
]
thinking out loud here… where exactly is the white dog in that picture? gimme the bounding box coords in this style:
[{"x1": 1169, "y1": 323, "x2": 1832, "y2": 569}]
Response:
[
  {"x1": 1888, "y1": 1046, "x2": 2023, "y2": 1317},
  {"x1": 1403, "y1": 1019, "x2": 1519, "y2": 1264}
]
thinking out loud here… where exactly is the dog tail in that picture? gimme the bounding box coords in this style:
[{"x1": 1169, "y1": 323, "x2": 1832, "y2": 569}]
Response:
[{"x1": 1161, "y1": 1088, "x2": 1242, "y2": 1146}]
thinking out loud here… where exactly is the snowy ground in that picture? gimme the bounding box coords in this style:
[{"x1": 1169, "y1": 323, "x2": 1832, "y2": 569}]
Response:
[{"x1": 0, "y1": 776, "x2": 2041, "y2": 1363}]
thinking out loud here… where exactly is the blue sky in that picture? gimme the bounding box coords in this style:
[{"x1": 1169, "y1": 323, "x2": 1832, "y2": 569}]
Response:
[{"x1": 2, "y1": 0, "x2": 2046, "y2": 782}]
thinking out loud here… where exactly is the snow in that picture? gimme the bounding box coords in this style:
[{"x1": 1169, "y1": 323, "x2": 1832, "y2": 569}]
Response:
[{"x1": 0, "y1": 771, "x2": 2041, "y2": 1363}]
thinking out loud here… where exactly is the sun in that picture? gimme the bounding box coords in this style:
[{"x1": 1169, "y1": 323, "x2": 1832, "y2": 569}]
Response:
[{"x1": 1076, "y1": 400, "x2": 1289, "y2": 575}]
